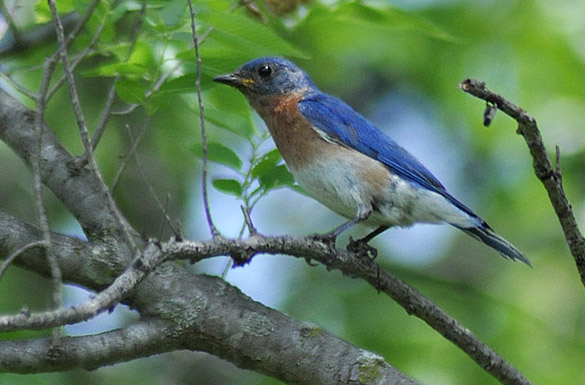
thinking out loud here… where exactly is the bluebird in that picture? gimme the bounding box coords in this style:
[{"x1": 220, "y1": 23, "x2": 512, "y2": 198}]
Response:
[{"x1": 213, "y1": 57, "x2": 530, "y2": 266}]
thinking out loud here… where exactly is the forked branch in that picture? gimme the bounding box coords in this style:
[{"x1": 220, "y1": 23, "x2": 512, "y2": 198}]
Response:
[{"x1": 460, "y1": 78, "x2": 585, "y2": 289}]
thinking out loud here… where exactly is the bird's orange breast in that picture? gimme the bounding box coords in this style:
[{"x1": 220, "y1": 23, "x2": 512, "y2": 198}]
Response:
[{"x1": 252, "y1": 91, "x2": 327, "y2": 172}]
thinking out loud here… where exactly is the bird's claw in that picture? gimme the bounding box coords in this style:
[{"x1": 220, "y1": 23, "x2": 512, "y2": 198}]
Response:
[
  {"x1": 347, "y1": 236, "x2": 378, "y2": 260},
  {"x1": 304, "y1": 257, "x2": 319, "y2": 267},
  {"x1": 347, "y1": 237, "x2": 382, "y2": 292}
]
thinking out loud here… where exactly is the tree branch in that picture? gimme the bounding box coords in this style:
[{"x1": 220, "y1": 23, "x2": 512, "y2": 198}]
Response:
[
  {"x1": 187, "y1": 0, "x2": 219, "y2": 238},
  {"x1": 0, "y1": 288, "x2": 419, "y2": 385},
  {"x1": 0, "y1": 211, "x2": 123, "y2": 289},
  {"x1": 0, "y1": 319, "x2": 178, "y2": 373},
  {"x1": 0, "y1": 12, "x2": 78, "y2": 56},
  {"x1": 0, "y1": 240, "x2": 48, "y2": 280},
  {"x1": 0, "y1": 205, "x2": 530, "y2": 385},
  {"x1": 163, "y1": 236, "x2": 533, "y2": 385},
  {"x1": 0, "y1": 241, "x2": 164, "y2": 332},
  {"x1": 460, "y1": 78, "x2": 585, "y2": 288},
  {"x1": 0, "y1": 212, "x2": 419, "y2": 384},
  {"x1": 34, "y1": 30, "x2": 62, "y2": 323}
]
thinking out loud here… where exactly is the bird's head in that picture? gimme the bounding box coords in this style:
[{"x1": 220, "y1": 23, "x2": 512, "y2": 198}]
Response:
[{"x1": 213, "y1": 57, "x2": 315, "y2": 99}]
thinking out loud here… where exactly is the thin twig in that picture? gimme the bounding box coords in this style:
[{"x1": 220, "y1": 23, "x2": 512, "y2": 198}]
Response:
[
  {"x1": 0, "y1": 241, "x2": 48, "y2": 282},
  {"x1": 240, "y1": 205, "x2": 258, "y2": 236},
  {"x1": 187, "y1": 0, "x2": 219, "y2": 237},
  {"x1": 555, "y1": 145, "x2": 562, "y2": 181},
  {"x1": 47, "y1": 3, "x2": 90, "y2": 144},
  {"x1": 0, "y1": 1, "x2": 18, "y2": 42},
  {"x1": 90, "y1": 77, "x2": 119, "y2": 151},
  {"x1": 38, "y1": 0, "x2": 101, "y2": 324},
  {"x1": 460, "y1": 78, "x2": 585, "y2": 289},
  {"x1": 0, "y1": 72, "x2": 37, "y2": 99},
  {"x1": 111, "y1": 119, "x2": 149, "y2": 192},
  {"x1": 81, "y1": 0, "x2": 147, "y2": 160},
  {"x1": 0, "y1": 242, "x2": 165, "y2": 332},
  {"x1": 58, "y1": 0, "x2": 101, "y2": 50},
  {"x1": 125, "y1": 124, "x2": 181, "y2": 238},
  {"x1": 159, "y1": 194, "x2": 172, "y2": 239},
  {"x1": 37, "y1": 0, "x2": 101, "y2": 95},
  {"x1": 34, "y1": 59, "x2": 62, "y2": 330},
  {"x1": 49, "y1": 0, "x2": 138, "y2": 252},
  {"x1": 45, "y1": 20, "x2": 106, "y2": 103}
]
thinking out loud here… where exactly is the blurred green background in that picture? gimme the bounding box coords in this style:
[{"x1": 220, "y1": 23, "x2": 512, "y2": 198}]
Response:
[{"x1": 1, "y1": 0, "x2": 585, "y2": 384}]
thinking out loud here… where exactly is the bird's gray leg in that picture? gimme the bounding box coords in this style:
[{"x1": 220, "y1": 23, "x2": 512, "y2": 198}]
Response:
[
  {"x1": 323, "y1": 204, "x2": 372, "y2": 240},
  {"x1": 306, "y1": 205, "x2": 372, "y2": 265},
  {"x1": 358, "y1": 225, "x2": 390, "y2": 245},
  {"x1": 347, "y1": 225, "x2": 389, "y2": 292}
]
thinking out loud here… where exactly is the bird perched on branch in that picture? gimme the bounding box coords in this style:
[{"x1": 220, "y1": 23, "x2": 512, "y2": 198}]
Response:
[{"x1": 214, "y1": 57, "x2": 530, "y2": 266}]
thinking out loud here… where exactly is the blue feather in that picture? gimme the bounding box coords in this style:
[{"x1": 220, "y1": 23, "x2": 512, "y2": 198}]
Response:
[{"x1": 297, "y1": 92, "x2": 478, "y2": 219}]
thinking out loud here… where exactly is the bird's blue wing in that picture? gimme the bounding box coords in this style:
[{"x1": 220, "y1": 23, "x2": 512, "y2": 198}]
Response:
[
  {"x1": 298, "y1": 92, "x2": 477, "y2": 217},
  {"x1": 298, "y1": 93, "x2": 445, "y2": 190}
]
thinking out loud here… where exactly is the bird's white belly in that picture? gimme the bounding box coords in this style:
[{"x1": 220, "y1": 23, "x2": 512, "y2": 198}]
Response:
[{"x1": 291, "y1": 154, "x2": 476, "y2": 229}]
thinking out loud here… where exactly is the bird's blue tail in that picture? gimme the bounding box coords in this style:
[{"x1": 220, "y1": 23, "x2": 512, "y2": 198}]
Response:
[{"x1": 458, "y1": 225, "x2": 531, "y2": 266}]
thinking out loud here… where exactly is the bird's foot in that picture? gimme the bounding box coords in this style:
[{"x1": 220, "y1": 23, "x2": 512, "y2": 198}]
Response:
[
  {"x1": 347, "y1": 236, "x2": 378, "y2": 260},
  {"x1": 347, "y1": 237, "x2": 382, "y2": 292}
]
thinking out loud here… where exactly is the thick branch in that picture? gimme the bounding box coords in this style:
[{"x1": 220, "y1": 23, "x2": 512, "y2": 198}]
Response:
[
  {"x1": 0, "y1": 211, "x2": 123, "y2": 289},
  {"x1": 0, "y1": 319, "x2": 175, "y2": 373},
  {"x1": 0, "y1": 242, "x2": 164, "y2": 332},
  {"x1": 0, "y1": 207, "x2": 529, "y2": 384},
  {"x1": 163, "y1": 236, "x2": 532, "y2": 385},
  {"x1": 0, "y1": 285, "x2": 418, "y2": 385},
  {"x1": 460, "y1": 79, "x2": 585, "y2": 288},
  {"x1": 0, "y1": 213, "x2": 419, "y2": 384},
  {"x1": 134, "y1": 273, "x2": 420, "y2": 385}
]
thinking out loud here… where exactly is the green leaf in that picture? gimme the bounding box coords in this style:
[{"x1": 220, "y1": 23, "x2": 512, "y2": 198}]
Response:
[
  {"x1": 83, "y1": 40, "x2": 156, "y2": 78},
  {"x1": 204, "y1": 108, "x2": 255, "y2": 141},
  {"x1": 189, "y1": 142, "x2": 242, "y2": 171},
  {"x1": 212, "y1": 178, "x2": 242, "y2": 197},
  {"x1": 157, "y1": 74, "x2": 197, "y2": 94},
  {"x1": 292, "y1": 2, "x2": 457, "y2": 59},
  {"x1": 110, "y1": 1, "x2": 166, "y2": 22},
  {"x1": 115, "y1": 78, "x2": 146, "y2": 104},
  {"x1": 157, "y1": 0, "x2": 188, "y2": 29},
  {"x1": 82, "y1": 62, "x2": 148, "y2": 78},
  {"x1": 204, "y1": 86, "x2": 255, "y2": 140},
  {"x1": 35, "y1": 0, "x2": 76, "y2": 23},
  {"x1": 340, "y1": 2, "x2": 456, "y2": 42},
  {"x1": 259, "y1": 164, "x2": 295, "y2": 191},
  {"x1": 198, "y1": 11, "x2": 307, "y2": 59},
  {"x1": 251, "y1": 149, "x2": 283, "y2": 178},
  {"x1": 83, "y1": 62, "x2": 148, "y2": 78}
]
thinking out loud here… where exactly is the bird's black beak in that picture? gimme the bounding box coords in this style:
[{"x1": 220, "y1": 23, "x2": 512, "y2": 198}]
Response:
[
  {"x1": 213, "y1": 72, "x2": 254, "y2": 89},
  {"x1": 213, "y1": 73, "x2": 241, "y2": 87}
]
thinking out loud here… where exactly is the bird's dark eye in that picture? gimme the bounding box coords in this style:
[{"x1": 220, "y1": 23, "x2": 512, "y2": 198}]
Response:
[{"x1": 258, "y1": 65, "x2": 272, "y2": 78}]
